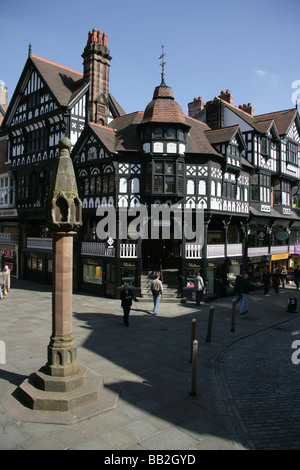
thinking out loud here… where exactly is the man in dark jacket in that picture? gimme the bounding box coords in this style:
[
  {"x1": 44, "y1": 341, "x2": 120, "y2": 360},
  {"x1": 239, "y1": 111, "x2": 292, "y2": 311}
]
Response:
[
  {"x1": 120, "y1": 284, "x2": 134, "y2": 327},
  {"x1": 262, "y1": 268, "x2": 271, "y2": 295},
  {"x1": 234, "y1": 274, "x2": 243, "y2": 306},
  {"x1": 294, "y1": 265, "x2": 300, "y2": 290}
]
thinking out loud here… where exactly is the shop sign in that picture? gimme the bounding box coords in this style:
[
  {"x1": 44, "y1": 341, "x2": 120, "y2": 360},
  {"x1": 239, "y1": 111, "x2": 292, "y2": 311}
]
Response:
[
  {"x1": 122, "y1": 262, "x2": 135, "y2": 267},
  {"x1": 188, "y1": 263, "x2": 201, "y2": 268},
  {"x1": 295, "y1": 243, "x2": 300, "y2": 255},
  {"x1": 106, "y1": 237, "x2": 115, "y2": 249},
  {"x1": 85, "y1": 259, "x2": 98, "y2": 265},
  {"x1": 271, "y1": 253, "x2": 289, "y2": 261},
  {"x1": 231, "y1": 260, "x2": 239, "y2": 265},
  {"x1": 276, "y1": 231, "x2": 289, "y2": 241},
  {"x1": 257, "y1": 231, "x2": 266, "y2": 241}
]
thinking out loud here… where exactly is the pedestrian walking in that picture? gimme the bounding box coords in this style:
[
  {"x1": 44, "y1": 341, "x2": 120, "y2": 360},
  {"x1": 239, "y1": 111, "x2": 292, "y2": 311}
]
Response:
[
  {"x1": 262, "y1": 268, "x2": 271, "y2": 295},
  {"x1": 272, "y1": 269, "x2": 280, "y2": 295},
  {"x1": 150, "y1": 272, "x2": 163, "y2": 315},
  {"x1": 120, "y1": 283, "x2": 134, "y2": 327},
  {"x1": 193, "y1": 271, "x2": 205, "y2": 306},
  {"x1": 233, "y1": 273, "x2": 243, "y2": 306},
  {"x1": 240, "y1": 274, "x2": 251, "y2": 314},
  {"x1": 280, "y1": 266, "x2": 287, "y2": 288},
  {"x1": 2, "y1": 266, "x2": 10, "y2": 296},
  {"x1": 294, "y1": 265, "x2": 300, "y2": 290}
]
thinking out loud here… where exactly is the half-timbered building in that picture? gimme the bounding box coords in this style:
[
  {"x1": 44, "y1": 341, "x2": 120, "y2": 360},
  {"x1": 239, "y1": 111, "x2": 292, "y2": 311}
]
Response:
[
  {"x1": 1, "y1": 29, "x2": 300, "y2": 299},
  {"x1": 72, "y1": 77, "x2": 253, "y2": 299},
  {"x1": 0, "y1": 30, "x2": 125, "y2": 284},
  {"x1": 189, "y1": 91, "x2": 300, "y2": 283}
]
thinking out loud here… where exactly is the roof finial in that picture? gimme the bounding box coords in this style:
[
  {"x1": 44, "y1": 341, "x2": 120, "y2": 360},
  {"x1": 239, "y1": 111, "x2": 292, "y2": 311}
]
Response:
[
  {"x1": 159, "y1": 45, "x2": 166, "y2": 85},
  {"x1": 28, "y1": 44, "x2": 32, "y2": 58}
]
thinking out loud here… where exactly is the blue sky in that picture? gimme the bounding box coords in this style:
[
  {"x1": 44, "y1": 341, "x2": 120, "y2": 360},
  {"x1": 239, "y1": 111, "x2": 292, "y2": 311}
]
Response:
[{"x1": 1, "y1": 0, "x2": 299, "y2": 117}]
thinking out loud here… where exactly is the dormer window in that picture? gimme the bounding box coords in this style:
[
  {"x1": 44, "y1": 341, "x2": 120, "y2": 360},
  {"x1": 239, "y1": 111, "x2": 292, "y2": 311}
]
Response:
[{"x1": 261, "y1": 137, "x2": 271, "y2": 157}]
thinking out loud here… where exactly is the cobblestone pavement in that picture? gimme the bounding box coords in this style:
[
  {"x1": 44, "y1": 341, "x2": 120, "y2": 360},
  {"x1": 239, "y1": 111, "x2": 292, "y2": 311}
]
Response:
[{"x1": 215, "y1": 317, "x2": 300, "y2": 450}]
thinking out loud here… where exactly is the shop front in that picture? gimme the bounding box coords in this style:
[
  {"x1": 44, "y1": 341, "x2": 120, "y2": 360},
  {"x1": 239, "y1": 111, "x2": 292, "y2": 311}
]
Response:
[
  {"x1": 25, "y1": 250, "x2": 53, "y2": 283},
  {"x1": 226, "y1": 259, "x2": 243, "y2": 295},
  {"x1": 247, "y1": 255, "x2": 270, "y2": 287},
  {"x1": 0, "y1": 247, "x2": 17, "y2": 276},
  {"x1": 81, "y1": 257, "x2": 117, "y2": 297},
  {"x1": 270, "y1": 253, "x2": 289, "y2": 274}
]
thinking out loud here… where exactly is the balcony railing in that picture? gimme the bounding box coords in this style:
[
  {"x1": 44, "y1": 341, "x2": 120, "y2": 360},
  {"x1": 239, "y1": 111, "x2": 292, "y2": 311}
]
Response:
[
  {"x1": 0, "y1": 233, "x2": 19, "y2": 243},
  {"x1": 27, "y1": 237, "x2": 52, "y2": 250},
  {"x1": 81, "y1": 242, "x2": 115, "y2": 257},
  {"x1": 185, "y1": 244, "x2": 202, "y2": 258},
  {"x1": 247, "y1": 247, "x2": 269, "y2": 257},
  {"x1": 207, "y1": 244, "x2": 225, "y2": 258},
  {"x1": 120, "y1": 244, "x2": 137, "y2": 258}
]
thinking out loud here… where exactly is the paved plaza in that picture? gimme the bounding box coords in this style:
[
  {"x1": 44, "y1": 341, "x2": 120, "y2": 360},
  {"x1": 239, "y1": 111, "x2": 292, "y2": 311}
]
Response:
[{"x1": 0, "y1": 279, "x2": 300, "y2": 450}]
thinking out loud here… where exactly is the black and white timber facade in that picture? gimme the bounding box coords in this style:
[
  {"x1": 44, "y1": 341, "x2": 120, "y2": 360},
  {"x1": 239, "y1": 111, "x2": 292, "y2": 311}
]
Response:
[{"x1": 1, "y1": 32, "x2": 300, "y2": 299}]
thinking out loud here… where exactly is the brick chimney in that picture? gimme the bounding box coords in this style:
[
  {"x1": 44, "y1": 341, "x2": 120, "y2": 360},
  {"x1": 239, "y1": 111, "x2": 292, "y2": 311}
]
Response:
[
  {"x1": 188, "y1": 97, "x2": 205, "y2": 118},
  {"x1": 218, "y1": 89, "x2": 234, "y2": 105},
  {"x1": 238, "y1": 103, "x2": 255, "y2": 116},
  {"x1": 0, "y1": 81, "x2": 8, "y2": 108},
  {"x1": 82, "y1": 29, "x2": 112, "y2": 125}
]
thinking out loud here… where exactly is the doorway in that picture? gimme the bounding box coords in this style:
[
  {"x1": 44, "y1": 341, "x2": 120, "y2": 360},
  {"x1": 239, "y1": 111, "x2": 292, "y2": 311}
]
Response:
[{"x1": 142, "y1": 238, "x2": 181, "y2": 271}]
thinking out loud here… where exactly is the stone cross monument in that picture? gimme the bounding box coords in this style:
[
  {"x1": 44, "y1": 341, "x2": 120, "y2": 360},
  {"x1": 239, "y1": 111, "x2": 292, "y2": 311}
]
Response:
[{"x1": 17, "y1": 138, "x2": 117, "y2": 423}]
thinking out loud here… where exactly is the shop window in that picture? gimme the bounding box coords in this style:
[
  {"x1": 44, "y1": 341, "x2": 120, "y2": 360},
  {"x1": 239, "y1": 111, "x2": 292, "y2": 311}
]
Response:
[
  {"x1": 121, "y1": 266, "x2": 136, "y2": 287},
  {"x1": 83, "y1": 264, "x2": 103, "y2": 285},
  {"x1": 227, "y1": 264, "x2": 240, "y2": 290}
]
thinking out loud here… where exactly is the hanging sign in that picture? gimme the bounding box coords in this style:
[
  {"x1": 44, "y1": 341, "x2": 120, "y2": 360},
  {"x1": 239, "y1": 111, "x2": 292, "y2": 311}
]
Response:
[{"x1": 275, "y1": 231, "x2": 288, "y2": 241}]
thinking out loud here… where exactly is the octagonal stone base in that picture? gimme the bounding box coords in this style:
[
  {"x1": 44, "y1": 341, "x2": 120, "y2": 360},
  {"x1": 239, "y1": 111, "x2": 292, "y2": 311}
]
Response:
[{"x1": 12, "y1": 363, "x2": 119, "y2": 424}]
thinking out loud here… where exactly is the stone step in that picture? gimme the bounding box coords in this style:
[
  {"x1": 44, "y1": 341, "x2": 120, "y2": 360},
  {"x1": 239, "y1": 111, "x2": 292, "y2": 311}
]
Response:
[{"x1": 18, "y1": 365, "x2": 104, "y2": 412}]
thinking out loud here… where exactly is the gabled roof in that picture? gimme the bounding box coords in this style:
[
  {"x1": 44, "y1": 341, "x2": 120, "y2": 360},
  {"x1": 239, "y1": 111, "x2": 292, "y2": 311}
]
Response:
[
  {"x1": 109, "y1": 112, "x2": 144, "y2": 152},
  {"x1": 217, "y1": 96, "x2": 298, "y2": 137},
  {"x1": 2, "y1": 53, "x2": 125, "y2": 128},
  {"x1": 204, "y1": 125, "x2": 245, "y2": 146},
  {"x1": 31, "y1": 54, "x2": 84, "y2": 107},
  {"x1": 254, "y1": 108, "x2": 298, "y2": 136},
  {"x1": 185, "y1": 116, "x2": 223, "y2": 156},
  {"x1": 89, "y1": 122, "x2": 117, "y2": 154}
]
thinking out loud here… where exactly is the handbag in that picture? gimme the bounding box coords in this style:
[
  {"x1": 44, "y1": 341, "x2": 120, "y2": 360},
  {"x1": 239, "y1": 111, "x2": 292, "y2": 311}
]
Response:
[
  {"x1": 3, "y1": 287, "x2": 7, "y2": 296},
  {"x1": 192, "y1": 291, "x2": 196, "y2": 300}
]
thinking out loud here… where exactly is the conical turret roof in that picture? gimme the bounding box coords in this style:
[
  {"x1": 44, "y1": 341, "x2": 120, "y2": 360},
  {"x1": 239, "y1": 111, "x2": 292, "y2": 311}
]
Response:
[{"x1": 141, "y1": 80, "x2": 187, "y2": 126}]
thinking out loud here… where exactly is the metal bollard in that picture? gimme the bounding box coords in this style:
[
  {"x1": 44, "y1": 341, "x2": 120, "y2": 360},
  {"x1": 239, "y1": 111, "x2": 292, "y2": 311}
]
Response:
[
  {"x1": 231, "y1": 299, "x2": 236, "y2": 333},
  {"x1": 190, "y1": 339, "x2": 198, "y2": 396},
  {"x1": 205, "y1": 306, "x2": 214, "y2": 343},
  {"x1": 190, "y1": 318, "x2": 196, "y2": 363}
]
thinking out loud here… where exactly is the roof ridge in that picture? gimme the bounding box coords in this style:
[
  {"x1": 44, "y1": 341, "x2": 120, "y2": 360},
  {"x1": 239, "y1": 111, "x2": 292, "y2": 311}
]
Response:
[
  {"x1": 204, "y1": 124, "x2": 239, "y2": 133},
  {"x1": 256, "y1": 108, "x2": 296, "y2": 118},
  {"x1": 31, "y1": 54, "x2": 82, "y2": 76},
  {"x1": 89, "y1": 122, "x2": 116, "y2": 132},
  {"x1": 217, "y1": 96, "x2": 255, "y2": 118}
]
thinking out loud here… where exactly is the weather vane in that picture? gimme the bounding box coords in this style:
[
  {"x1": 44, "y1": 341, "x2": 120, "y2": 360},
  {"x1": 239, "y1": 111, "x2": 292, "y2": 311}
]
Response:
[{"x1": 159, "y1": 45, "x2": 166, "y2": 82}]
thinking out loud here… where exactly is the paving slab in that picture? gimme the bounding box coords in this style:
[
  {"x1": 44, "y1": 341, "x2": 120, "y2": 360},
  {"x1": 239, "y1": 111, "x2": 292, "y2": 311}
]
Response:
[{"x1": 0, "y1": 278, "x2": 299, "y2": 450}]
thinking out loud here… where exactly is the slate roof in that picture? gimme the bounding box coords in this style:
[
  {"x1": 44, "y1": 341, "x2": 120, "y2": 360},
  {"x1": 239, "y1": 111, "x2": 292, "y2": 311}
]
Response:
[
  {"x1": 89, "y1": 122, "x2": 117, "y2": 154},
  {"x1": 217, "y1": 96, "x2": 297, "y2": 137},
  {"x1": 109, "y1": 112, "x2": 144, "y2": 152},
  {"x1": 204, "y1": 125, "x2": 240, "y2": 144},
  {"x1": 31, "y1": 54, "x2": 85, "y2": 107},
  {"x1": 185, "y1": 116, "x2": 222, "y2": 156}
]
